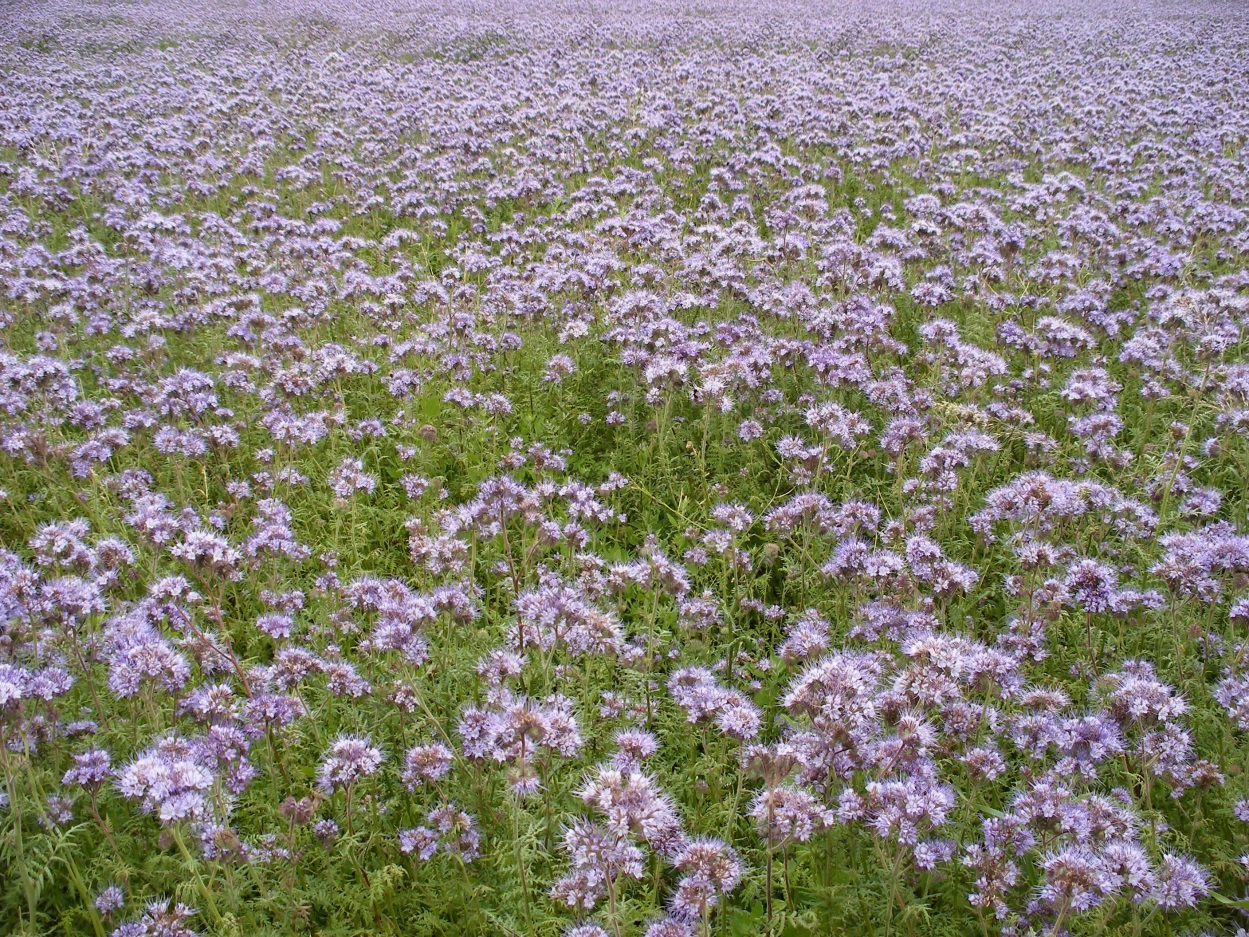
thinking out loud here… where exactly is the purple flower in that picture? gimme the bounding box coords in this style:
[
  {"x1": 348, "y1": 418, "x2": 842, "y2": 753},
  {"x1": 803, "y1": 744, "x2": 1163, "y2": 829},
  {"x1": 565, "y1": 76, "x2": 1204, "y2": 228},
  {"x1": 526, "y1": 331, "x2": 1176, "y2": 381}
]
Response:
[
  {"x1": 400, "y1": 803, "x2": 479, "y2": 862},
  {"x1": 1152, "y1": 854, "x2": 1209, "y2": 910},
  {"x1": 95, "y1": 885, "x2": 125, "y2": 917},
  {"x1": 63, "y1": 748, "x2": 113, "y2": 789},
  {"x1": 401, "y1": 742, "x2": 455, "y2": 788},
  {"x1": 328, "y1": 458, "x2": 377, "y2": 499},
  {"x1": 750, "y1": 785, "x2": 835, "y2": 846},
  {"x1": 550, "y1": 819, "x2": 645, "y2": 912},
  {"x1": 669, "y1": 837, "x2": 744, "y2": 920},
  {"x1": 116, "y1": 738, "x2": 215, "y2": 825},
  {"x1": 1040, "y1": 845, "x2": 1120, "y2": 913},
  {"x1": 110, "y1": 899, "x2": 199, "y2": 937},
  {"x1": 317, "y1": 735, "x2": 383, "y2": 793}
]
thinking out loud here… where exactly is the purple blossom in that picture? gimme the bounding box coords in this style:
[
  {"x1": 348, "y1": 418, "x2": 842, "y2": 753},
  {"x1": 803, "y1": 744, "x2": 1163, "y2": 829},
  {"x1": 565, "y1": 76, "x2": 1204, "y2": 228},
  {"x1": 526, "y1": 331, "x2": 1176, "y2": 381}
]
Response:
[
  {"x1": 317, "y1": 735, "x2": 384, "y2": 793},
  {"x1": 1151, "y1": 854, "x2": 1209, "y2": 910}
]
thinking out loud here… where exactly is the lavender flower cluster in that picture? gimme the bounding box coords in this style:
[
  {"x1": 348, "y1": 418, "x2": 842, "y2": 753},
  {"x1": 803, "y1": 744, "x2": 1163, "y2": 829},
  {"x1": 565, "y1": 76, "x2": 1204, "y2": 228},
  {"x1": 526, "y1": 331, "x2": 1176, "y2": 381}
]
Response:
[{"x1": 1, "y1": 0, "x2": 1249, "y2": 935}]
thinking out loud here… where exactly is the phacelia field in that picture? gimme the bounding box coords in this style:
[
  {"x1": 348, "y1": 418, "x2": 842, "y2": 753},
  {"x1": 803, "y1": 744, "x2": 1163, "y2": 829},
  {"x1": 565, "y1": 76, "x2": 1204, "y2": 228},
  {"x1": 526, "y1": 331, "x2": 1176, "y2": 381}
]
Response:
[{"x1": 2, "y1": 2, "x2": 1248, "y2": 935}]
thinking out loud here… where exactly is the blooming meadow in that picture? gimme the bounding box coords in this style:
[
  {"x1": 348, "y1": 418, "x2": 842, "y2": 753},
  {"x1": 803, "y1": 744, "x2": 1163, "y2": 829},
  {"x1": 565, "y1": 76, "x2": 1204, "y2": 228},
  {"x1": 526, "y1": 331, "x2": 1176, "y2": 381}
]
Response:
[{"x1": 1, "y1": 1, "x2": 1248, "y2": 935}]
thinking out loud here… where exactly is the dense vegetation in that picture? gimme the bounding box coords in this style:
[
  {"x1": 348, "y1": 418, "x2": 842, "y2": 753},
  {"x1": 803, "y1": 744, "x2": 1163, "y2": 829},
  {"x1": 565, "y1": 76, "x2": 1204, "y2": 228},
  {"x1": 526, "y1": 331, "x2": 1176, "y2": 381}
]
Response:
[{"x1": 2, "y1": 1, "x2": 1249, "y2": 935}]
